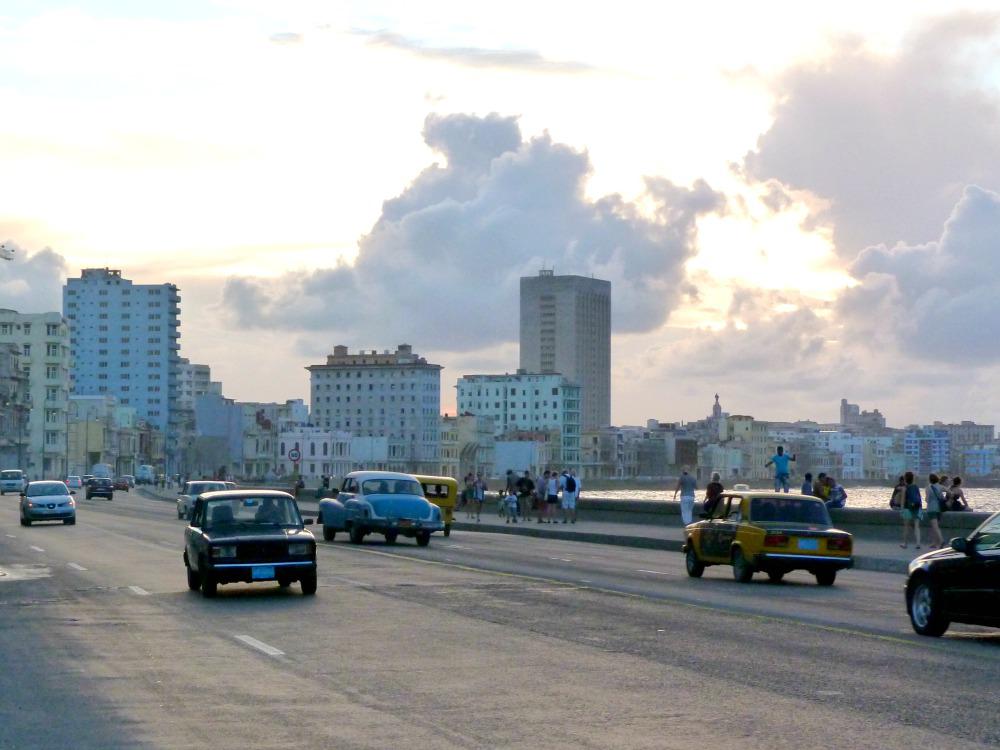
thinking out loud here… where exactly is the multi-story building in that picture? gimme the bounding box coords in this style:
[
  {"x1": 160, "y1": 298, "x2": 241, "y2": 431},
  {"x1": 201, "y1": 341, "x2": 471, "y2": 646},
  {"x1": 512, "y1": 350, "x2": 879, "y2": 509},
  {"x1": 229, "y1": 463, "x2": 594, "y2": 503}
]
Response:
[
  {"x1": 519, "y1": 270, "x2": 611, "y2": 431},
  {"x1": 63, "y1": 268, "x2": 182, "y2": 470},
  {"x1": 0, "y1": 342, "x2": 29, "y2": 470},
  {"x1": 307, "y1": 345, "x2": 442, "y2": 473},
  {"x1": 839, "y1": 398, "x2": 887, "y2": 431},
  {"x1": 439, "y1": 414, "x2": 495, "y2": 479},
  {"x1": 0, "y1": 309, "x2": 71, "y2": 478},
  {"x1": 903, "y1": 427, "x2": 951, "y2": 476},
  {"x1": 276, "y1": 428, "x2": 353, "y2": 480}
]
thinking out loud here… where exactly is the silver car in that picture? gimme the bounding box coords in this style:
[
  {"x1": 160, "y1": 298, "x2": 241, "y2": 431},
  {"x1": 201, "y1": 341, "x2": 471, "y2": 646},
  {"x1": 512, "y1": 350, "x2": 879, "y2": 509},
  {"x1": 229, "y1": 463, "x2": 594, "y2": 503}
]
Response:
[
  {"x1": 1, "y1": 469, "x2": 27, "y2": 495},
  {"x1": 20, "y1": 481, "x2": 77, "y2": 526},
  {"x1": 176, "y1": 480, "x2": 228, "y2": 519}
]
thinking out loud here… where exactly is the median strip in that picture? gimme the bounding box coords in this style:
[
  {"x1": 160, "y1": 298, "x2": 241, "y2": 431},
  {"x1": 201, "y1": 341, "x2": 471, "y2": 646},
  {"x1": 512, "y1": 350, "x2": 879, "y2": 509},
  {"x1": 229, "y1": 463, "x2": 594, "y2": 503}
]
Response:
[{"x1": 234, "y1": 635, "x2": 284, "y2": 657}]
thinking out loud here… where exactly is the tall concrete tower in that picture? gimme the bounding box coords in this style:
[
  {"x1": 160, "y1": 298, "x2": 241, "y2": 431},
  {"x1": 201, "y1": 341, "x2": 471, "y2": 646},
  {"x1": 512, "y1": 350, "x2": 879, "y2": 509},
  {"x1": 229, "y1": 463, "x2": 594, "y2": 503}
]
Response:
[{"x1": 519, "y1": 270, "x2": 611, "y2": 430}]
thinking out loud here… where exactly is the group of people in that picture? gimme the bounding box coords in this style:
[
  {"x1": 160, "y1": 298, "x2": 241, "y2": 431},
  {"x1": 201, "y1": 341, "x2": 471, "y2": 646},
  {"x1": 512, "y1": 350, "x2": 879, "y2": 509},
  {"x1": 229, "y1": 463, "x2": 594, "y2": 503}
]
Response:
[
  {"x1": 800, "y1": 472, "x2": 848, "y2": 509},
  {"x1": 459, "y1": 468, "x2": 581, "y2": 525},
  {"x1": 892, "y1": 472, "x2": 970, "y2": 550}
]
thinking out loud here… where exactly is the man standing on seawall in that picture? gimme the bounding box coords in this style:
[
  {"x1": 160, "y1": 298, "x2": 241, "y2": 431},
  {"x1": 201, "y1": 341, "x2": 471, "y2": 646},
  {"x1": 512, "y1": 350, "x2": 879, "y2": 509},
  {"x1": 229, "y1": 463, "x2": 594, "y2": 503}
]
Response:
[
  {"x1": 765, "y1": 446, "x2": 796, "y2": 493},
  {"x1": 673, "y1": 467, "x2": 697, "y2": 526}
]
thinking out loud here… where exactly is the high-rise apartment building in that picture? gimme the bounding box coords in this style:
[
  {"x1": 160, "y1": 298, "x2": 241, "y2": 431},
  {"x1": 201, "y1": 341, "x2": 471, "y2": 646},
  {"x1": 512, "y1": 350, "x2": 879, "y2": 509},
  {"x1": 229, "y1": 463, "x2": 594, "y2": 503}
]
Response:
[
  {"x1": 0, "y1": 309, "x2": 71, "y2": 477},
  {"x1": 63, "y1": 268, "x2": 181, "y2": 469},
  {"x1": 306, "y1": 344, "x2": 441, "y2": 473},
  {"x1": 519, "y1": 270, "x2": 611, "y2": 430}
]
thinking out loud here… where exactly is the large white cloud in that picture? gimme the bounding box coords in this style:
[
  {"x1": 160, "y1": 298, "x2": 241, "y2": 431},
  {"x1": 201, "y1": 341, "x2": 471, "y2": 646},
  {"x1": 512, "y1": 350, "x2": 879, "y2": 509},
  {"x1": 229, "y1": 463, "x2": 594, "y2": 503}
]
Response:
[
  {"x1": 0, "y1": 242, "x2": 67, "y2": 313},
  {"x1": 222, "y1": 112, "x2": 724, "y2": 351}
]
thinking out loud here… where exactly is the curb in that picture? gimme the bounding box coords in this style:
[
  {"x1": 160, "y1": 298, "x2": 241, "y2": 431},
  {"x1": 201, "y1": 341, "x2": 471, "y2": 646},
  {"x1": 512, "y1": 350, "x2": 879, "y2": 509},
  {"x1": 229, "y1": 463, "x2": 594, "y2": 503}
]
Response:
[{"x1": 450, "y1": 521, "x2": 910, "y2": 575}]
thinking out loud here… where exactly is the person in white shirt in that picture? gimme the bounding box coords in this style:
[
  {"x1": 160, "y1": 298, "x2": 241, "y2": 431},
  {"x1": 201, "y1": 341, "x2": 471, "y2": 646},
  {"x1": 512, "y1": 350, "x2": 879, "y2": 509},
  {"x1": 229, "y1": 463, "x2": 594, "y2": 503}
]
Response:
[
  {"x1": 544, "y1": 471, "x2": 560, "y2": 523},
  {"x1": 560, "y1": 470, "x2": 580, "y2": 524},
  {"x1": 503, "y1": 491, "x2": 519, "y2": 523}
]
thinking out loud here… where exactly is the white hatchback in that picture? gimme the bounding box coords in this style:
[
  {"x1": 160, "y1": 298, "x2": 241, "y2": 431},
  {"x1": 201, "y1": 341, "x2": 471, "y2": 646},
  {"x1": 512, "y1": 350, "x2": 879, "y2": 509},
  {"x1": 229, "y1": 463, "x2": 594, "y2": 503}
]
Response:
[
  {"x1": 0, "y1": 469, "x2": 27, "y2": 495},
  {"x1": 176, "y1": 480, "x2": 228, "y2": 519}
]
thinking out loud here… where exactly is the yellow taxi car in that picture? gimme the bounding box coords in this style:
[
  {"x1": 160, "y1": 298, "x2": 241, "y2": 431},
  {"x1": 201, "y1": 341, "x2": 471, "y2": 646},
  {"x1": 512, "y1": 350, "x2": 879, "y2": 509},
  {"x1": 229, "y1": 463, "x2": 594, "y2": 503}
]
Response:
[{"x1": 682, "y1": 491, "x2": 853, "y2": 585}]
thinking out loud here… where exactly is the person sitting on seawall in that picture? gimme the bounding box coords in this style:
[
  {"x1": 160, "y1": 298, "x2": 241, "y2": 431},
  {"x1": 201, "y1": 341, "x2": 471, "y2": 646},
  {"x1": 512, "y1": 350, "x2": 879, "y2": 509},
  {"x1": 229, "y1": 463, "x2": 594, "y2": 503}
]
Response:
[
  {"x1": 800, "y1": 472, "x2": 814, "y2": 496},
  {"x1": 824, "y1": 476, "x2": 847, "y2": 509},
  {"x1": 813, "y1": 472, "x2": 830, "y2": 503},
  {"x1": 945, "y1": 476, "x2": 970, "y2": 511}
]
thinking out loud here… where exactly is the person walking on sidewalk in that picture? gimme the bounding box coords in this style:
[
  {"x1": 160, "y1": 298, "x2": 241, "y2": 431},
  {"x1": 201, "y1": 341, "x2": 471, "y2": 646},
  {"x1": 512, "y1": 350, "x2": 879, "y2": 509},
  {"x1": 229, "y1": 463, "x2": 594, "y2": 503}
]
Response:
[
  {"x1": 673, "y1": 467, "x2": 698, "y2": 526},
  {"x1": 515, "y1": 470, "x2": 535, "y2": 521},
  {"x1": 502, "y1": 488, "x2": 519, "y2": 523},
  {"x1": 765, "y1": 446, "x2": 796, "y2": 493},
  {"x1": 561, "y1": 470, "x2": 580, "y2": 524},
  {"x1": 544, "y1": 470, "x2": 560, "y2": 523},
  {"x1": 472, "y1": 472, "x2": 487, "y2": 523},
  {"x1": 924, "y1": 473, "x2": 946, "y2": 549},
  {"x1": 900, "y1": 471, "x2": 922, "y2": 549}
]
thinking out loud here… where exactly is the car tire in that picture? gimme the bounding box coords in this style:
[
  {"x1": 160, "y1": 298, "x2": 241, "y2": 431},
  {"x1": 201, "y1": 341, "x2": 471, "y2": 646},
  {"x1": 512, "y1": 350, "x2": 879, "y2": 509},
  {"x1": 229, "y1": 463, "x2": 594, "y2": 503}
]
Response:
[
  {"x1": 815, "y1": 570, "x2": 837, "y2": 587},
  {"x1": 685, "y1": 546, "x2": 705, "y2": 578},
  {"x1": 300, "y1": 571, "x2": 317, "y2": 596},
  {"x1": 732, "y1": 548, "x2": 753, "y2": 583},
  {"x1": 416, "y1": 532, "x2": 431, "y2": 547},
  {"x1": 19, "y1": 516, "x2": 28, "y2": 527},
  {"x1": 322, "y1": 526, "x2": 336, "y2": 542},
  {"x1": 86, "y1": 493, "x2": 92, "y2": 500},
  {"x1": 201, "y1": 570, "x2": 218, "y2": 598},
  {"x1": 186, "y1": 564, "x2": 201, "y2": 591},
  {"x1": 64, "y1": 517, "x2": 76, "y2": 526},
  {"x1": 767, "y1": 569, "x2": 785, "y2": 583},
  {"x1": 349, "y1": 525, "x2": 365, "y2": 544},
  {"x1": 384, "y1": 531, "x2": 398, "y2": 545},
  {"x1": 909, "y1": 580, "x2": 949, "y2": 637},
  {"x1": 178, "y1": 508, "x2": 184, "y2": 519}
]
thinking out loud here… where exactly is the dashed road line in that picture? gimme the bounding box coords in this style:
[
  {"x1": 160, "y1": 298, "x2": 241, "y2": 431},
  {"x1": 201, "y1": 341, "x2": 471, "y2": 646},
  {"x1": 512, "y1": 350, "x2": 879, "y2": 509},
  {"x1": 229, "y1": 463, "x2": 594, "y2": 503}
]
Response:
[
  {"x1": 5, "y1": 534, "x2": 16, "y2": 538},
  {"x1": 67, "y1": 562, "x2": 87, "y2": 571},
  {"x1": 636, "y1": 569, "x2": 670, "y2": 576},
  {"x1": 29, "y1": 545, "x2": 45, "y2": 553},
  {"x1": 234, "y1": 634, "x2": 284, "y2": 657},
  {"x1": 128, "y1": 585, "x2": 150, "y2": 596}
]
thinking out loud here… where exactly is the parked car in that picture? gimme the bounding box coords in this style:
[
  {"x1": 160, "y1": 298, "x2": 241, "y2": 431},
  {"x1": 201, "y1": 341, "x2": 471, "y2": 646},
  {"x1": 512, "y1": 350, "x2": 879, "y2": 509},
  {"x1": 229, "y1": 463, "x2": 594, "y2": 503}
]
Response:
[
  {"x1": 113, "y1": 477, "x2": 130, "y2": 491},
  {"x1": 86, "y1": 477, "x2": 115, "y2": 500},
  {"x1": 183, "y1": 489, "x2": 317, "y2": 597},
  {"x1": 0, "y1": 469, "x2": 27, "y2": 495},
  {"x1": 65, "y1": 475, "x2": 84, "y2": 490},
  {"x1": 20, "y1": 480, "x2": 76, "y2": 526},
  {"x1": 327, "y1": 470, "x2": 443, "y2": 546},
  {"x1": 905, "y1": 510, "x2": 1000, "y2": 637},
  {"x1": 682, "y1": 491, "x2": 853, "y2": 585},
  {"x1": 176, "y1": 480, "x2": 228, "y2": 519}
]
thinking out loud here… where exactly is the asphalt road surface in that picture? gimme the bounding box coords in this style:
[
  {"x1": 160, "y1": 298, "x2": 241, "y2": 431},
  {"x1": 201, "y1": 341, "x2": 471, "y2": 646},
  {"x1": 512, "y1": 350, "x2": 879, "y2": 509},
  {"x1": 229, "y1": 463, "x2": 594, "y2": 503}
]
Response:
[{"x1": 1, "y1": 491, "x2": 998, "y2": 749}]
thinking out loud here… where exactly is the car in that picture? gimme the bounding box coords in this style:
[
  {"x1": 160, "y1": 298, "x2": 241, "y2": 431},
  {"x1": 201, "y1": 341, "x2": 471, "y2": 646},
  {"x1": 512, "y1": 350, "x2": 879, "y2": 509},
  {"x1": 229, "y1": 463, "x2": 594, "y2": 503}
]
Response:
[
  {"x1": 136, "y1": 465, "x2": 155, "y2": 485},
  {"x1": 905, "y1": 510, "x2": 1000, "y2": 637},
  {"x1": 66, "y1": 475, "x2": 84, "y2": 490},
  {"x1": 0, "y1": 469, "x2": 27, "y2": 495},
  {"x1": 113, "y1": 477, "x2": 131, "y2": 491},
  {"x1": 20, "y1": 480, "x2": 76, "y2": 526},
  {"x1": 176, "y1": 480, "x2": 228, "y2": 519},
  {"x1": 183, "y1": 489, "x2": 317, "y2": 597},
  {"x1": 85, "y1": 477, "x2": 115, "y2": 500},
  {"x1": 224, "y1": 481, "x2": 237, "y2": 490},
  {"x1": 682, "y1": 491, "x2": 853, "y2": 585},
  {"x1": 121, "y1": 474, "x2": 136, "y2": 488},
  {"x1": 327, "y1": 470, "x2": 444, "y2": 546}
]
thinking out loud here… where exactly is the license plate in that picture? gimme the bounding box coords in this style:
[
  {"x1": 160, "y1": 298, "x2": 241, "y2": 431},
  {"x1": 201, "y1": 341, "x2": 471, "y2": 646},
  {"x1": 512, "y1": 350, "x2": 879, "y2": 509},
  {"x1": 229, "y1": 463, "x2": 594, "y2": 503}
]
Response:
[
  {"x1": 399, "y1": 519, "x2": 413, "y2": 527},
  {"x1": 252, "y1": 566, "x2": 275, "y2": 580},
  {"x1": 797, "y1": 538, "x2": 819, "y2": 551}
]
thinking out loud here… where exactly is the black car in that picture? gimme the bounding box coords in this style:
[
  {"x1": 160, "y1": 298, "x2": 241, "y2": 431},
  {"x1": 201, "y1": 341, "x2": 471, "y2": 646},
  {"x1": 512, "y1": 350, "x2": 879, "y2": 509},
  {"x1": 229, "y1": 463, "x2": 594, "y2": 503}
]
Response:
[
  {"x1": 85, "y1": 477, "x2": 114, "y2": 500},
  {"x1": 906, "y1": 511, "x2": 1000, "y2": 636},
  {"x1": 183, "y1": 490, "x2": 317, "y2": 598}
]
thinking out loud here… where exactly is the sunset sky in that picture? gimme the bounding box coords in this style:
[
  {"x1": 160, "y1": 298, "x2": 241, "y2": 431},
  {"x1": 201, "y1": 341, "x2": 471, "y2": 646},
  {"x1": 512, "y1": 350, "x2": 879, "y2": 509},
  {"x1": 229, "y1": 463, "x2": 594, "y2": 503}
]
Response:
[{"x1": 4, "y1": 1, "x2": 1000, "y2": 427}]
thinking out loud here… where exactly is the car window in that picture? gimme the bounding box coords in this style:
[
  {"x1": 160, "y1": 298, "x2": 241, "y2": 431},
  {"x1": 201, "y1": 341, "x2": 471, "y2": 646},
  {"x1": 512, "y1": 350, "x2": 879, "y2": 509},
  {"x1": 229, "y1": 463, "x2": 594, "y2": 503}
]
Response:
[
  {"x1": 422, "y1": 483, "x2": 450, "y2": 499},
  {"x1": 750, "y1": 497, "x2": 831, "y2": 525},
  {"x1": 1, "y1": 470, "x2": 23, "y2": 480},
  {"x1": 203, "y1": 496, "x2": 301, "y2": 529},
  {"x1": 361, "y1": 479, "x2": 423, "y2": 496},
  {"x1": 27, "y1": 483, "x2": 67, "y2": 497},
  {"x1": 975, "y1": 515, "x2": 1000, "y2": 550}
]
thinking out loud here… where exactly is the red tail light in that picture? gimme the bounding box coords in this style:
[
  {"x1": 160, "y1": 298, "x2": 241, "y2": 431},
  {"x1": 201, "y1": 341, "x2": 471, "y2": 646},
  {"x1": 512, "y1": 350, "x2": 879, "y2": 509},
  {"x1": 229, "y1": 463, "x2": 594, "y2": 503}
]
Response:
[
  {"x1": 827, "y1": 537, "x2": 852, "y2": 552},
  {"x1": 764, "y1": 534, "x2": 789, "y2": 548}
]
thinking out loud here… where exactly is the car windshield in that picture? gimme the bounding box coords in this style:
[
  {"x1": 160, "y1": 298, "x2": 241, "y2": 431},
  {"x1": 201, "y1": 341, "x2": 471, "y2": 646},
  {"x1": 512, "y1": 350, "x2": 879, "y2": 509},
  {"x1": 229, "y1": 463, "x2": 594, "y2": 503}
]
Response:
[
  {"x1": 202, "y1": 496, "x2": 301, "y2": 529},
  {"x1": 1, "y1": 471, "x2": 22, "y2": 480},
  {"x1": 750, "y1": 497, "x2": 831, "y2": 525},
  {"x1": 186, "y1": 482, "x2": 226, "y2": 495},
  {"x1": 27, "y1": 483, "x2": 68, "y2": 497},
  {"x1": 361, "y1": 478, "x2": 424, "y2": 496},
  {"x1": 974, "y1": 515, "x2": 1000, "y2": 550}
]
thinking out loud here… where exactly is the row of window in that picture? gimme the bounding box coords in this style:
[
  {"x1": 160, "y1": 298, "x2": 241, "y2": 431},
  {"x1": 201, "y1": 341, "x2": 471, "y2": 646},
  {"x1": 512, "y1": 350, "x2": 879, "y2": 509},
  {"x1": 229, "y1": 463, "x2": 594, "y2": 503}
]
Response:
[{"x1": 0, "y1": 323, "x2": 64, "y2": 336}]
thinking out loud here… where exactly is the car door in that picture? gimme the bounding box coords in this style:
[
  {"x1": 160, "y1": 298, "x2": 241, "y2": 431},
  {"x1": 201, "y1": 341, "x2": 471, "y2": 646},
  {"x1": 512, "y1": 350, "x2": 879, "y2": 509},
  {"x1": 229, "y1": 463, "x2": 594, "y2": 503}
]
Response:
[
  {"x1": 701, "y1": 496, "x2": 738, "y2": 562},
  {"x1": 186, "y1": 499, "x2": 206, "y2": 571},
  {"x1": 947, "y1": 516, "x2": 1000, "y2": 622}
]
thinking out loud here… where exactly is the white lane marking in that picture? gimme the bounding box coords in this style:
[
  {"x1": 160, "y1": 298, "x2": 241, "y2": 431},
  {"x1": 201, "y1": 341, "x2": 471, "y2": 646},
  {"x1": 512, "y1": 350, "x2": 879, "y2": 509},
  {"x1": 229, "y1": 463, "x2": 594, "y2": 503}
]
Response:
[
  {"x1": 128, "y1": 585, "x2": 150, "y2": 596},
  {"x1": 560, "y1": 558, "x2": 573, "y2": 562},
  {"x1": 29, "y1": 545, "x2": 45, "y2": 553},
  {"x1": 234, "y1": 635, "x2": 284, "y2": 657},
  {"x1": 446, "y1": 544, "x2": 468, "y2": 549},
  {"x1": 636, "y1": 569, "x2": 670, "y2": 576},
  {"x1": 5, "y1": 534, "x2": 16, "y2": 538},
  {"x1": 817, "y1": 690, "x2": 842, "y2": 697},
  {"x1": 67, "y1": 562, "x2": 87, "y2": 571},
  {"x1": 579, "y1": 579, "x2": 592, "y2": 584}
]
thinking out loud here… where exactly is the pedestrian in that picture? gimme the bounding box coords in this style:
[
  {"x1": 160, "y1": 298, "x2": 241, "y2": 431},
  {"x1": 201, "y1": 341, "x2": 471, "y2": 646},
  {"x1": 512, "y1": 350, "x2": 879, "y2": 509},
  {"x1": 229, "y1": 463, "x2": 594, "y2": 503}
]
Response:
[
  {"x1": 800, "y1": 472, "x2": 813, "y2": 496},
  {"x1": 704, "y1": 472, "x2": 724, "y2": 516},
  {"x1": 924, "y1": 473, "x2": 946, "y2": 549},
  {"x1": 813, "y1": 472, "x2": 830, "y2": 502},
  {"x1": 673, "y1": 467, "x2": 697, "y2": 526},
  {"x1": 463, "y1": 473, "x2": 474, "y2": 518},
  {"x1": 889, "y1": 475, "x2": 905, "y2": 509},
  {"x1": 544, "y1": 470, "x2": 560, "y2": 523},
  {"x1": 501, "y1": 470, "x2": 516, "y2": 518},
  {"x1": 515, "y1": 470, "x2": 535, "y2": 521},
  {"x1": 502, "y1": 488, "x2": 519, "y2": 523},
  {"x1": 900, "y1": 471, "x2": 922, "y2": 549},
  {"x1": 765, "y1": 446, "x2": 796, "y2": 493},
  {"x1": 472, "y1": 472, "x2": 487, "y2": 522},
  {"x1": 825, "y1": 476, "x2": 847, "y2": 509},
  {"x1": 946, "y1": 477, "x2": 970, "y2": 511},
  {"x1": 537, "y1": 470, "x2": 550, "y2": 523},
  {"x1": 561, "y1": 469, "x2": 580, "y2": 524}
]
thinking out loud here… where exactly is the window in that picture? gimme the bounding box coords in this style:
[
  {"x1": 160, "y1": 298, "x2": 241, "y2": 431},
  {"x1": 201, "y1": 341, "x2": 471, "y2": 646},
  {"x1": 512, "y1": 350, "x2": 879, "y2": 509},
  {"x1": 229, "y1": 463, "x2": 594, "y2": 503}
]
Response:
[{"x1": 22, "y1": 344, "x2": 30, "y2": 356}]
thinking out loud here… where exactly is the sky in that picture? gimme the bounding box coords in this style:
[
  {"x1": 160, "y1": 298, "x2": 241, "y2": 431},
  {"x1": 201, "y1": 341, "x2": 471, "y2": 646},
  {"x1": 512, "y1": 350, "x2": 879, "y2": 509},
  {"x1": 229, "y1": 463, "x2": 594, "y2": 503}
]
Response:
[{"x1": 4, "y1": 1, "x2": 1000, "y2": 428}]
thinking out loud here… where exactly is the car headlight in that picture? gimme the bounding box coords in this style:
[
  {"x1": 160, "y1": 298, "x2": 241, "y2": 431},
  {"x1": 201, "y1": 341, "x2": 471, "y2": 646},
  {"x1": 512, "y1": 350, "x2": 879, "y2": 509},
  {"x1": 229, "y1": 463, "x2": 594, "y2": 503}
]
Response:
[
  {"x1": 68, "y1": 499, "x2": 76, "y2": 507},
  {"x1": 211, "y1": 545, "x2": 237, "y2": 558},
  {"x1": 288, "y1": 543, "x2": 311, "y2": 556}
]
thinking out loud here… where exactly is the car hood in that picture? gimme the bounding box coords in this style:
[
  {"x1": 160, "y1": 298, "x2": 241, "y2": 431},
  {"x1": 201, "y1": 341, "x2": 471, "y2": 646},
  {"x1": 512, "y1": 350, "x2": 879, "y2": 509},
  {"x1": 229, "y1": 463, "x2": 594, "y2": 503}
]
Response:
[
  {"x1": 26, "y1": 495, "x2": 73, "y2": 502},
  {"x1": 201, "y1": 527, "x2": 315, "y2": 543},
  {"x1": 912, "y1": 546, "x2": 964, "y2": 565}
]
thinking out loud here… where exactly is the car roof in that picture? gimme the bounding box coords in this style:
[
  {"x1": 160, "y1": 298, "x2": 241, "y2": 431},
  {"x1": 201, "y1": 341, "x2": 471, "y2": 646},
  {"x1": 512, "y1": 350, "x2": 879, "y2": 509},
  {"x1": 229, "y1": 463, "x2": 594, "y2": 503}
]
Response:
[
  {"x1": 414, "y1": 474, "x2": 457, "y2": 484},
  {"x1": 346, "y1": 470, "x2": 420, "y2": 482},
  {"x1": 28, "y1": 480, "x2": 69, "y2": 488},
  {"x1": 199, "y1": 489, "x2": 296, "y2": 500}
]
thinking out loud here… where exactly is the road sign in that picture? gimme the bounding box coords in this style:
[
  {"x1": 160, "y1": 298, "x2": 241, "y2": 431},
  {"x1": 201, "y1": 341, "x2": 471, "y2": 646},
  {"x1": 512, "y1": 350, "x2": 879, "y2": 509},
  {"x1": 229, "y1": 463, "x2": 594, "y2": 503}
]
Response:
[{"x1": 287, "y1": 448, "x2": 301, "y2": 462}]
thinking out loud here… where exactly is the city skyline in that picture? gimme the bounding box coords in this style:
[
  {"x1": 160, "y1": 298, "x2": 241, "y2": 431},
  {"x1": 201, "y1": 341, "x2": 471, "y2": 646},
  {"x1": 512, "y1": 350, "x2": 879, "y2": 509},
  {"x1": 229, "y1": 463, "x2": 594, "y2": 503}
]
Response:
[{"x1": 4, "y1": 3, "x2": 1000, "y2": 427}]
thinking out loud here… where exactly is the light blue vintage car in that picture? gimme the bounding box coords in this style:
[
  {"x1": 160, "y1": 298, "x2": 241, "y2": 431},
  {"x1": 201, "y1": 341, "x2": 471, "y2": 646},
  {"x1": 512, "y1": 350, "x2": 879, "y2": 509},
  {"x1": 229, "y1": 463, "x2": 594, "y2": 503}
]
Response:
[{"x1": 317, "y1": 471, "x2": 444, "y2": 546}]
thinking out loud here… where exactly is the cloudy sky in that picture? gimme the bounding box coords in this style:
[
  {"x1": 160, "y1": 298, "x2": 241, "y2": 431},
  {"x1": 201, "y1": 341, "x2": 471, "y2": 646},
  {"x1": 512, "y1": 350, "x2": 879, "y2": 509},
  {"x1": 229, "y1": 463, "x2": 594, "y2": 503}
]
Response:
[{"x1": 4, "y1": 1, "x2": 1000, "y2": 428}]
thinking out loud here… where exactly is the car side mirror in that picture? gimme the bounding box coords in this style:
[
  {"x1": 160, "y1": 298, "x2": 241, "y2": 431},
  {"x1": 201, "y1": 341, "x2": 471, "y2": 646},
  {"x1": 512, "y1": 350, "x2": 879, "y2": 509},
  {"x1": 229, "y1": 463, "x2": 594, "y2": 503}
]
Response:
[
  {"x1": 304, "y1": 518, "x2": 315, "y2": 525},
  {"x1": 950, "y1": 537, "x2": 972, "y2": 555}
]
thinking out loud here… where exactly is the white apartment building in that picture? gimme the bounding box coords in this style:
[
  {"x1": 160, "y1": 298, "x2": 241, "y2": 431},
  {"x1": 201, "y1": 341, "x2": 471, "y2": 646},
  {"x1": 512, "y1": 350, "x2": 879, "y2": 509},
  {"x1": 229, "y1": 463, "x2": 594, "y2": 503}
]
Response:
[
  {"x1": 277, "y1": 428, "x2": 353, "y2": 480},
  {"x1": 307, "y1": 344, "x2": 441, "y2": 473},
  {"x1": 0, "y1": 309, "x2": 71, "y2": 477},
  {"x1": 520, "y1": 270, "x2": 611, "y2": 431}
]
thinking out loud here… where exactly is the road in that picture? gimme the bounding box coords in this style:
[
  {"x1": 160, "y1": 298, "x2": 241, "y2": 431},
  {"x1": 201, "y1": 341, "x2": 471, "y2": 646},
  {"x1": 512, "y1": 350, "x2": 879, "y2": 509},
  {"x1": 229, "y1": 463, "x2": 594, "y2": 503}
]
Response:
[{"x1": 1, "y1": 491, "x2": 998, "y2": 749}]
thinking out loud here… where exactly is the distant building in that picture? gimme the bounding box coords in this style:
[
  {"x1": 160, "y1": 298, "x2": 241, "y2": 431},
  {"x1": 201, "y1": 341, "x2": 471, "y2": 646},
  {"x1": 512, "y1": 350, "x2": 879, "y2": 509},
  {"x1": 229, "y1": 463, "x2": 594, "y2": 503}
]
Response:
[
  {"x1": 839, "y1": 398, "x2": 887, "y2": 431},
  {"x1": 0, "y1": 341, "x2": 28, "y2": 470},
  {"x1": 439, "y1": 414, "x2": 495, "y2": 479},
  {"x1": 904, "y1": 428, "x2": 951, "y2": 476},
  {"x1": 520, "y1": 270, "x2": 611, "y2": 431}
]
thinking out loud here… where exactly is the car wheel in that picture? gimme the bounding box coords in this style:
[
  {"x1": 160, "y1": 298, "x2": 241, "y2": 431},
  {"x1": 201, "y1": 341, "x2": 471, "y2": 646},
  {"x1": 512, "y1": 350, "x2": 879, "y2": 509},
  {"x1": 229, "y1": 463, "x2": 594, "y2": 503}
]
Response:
[
  {"x1": 767, "y1": 569, "x2": 785, "y2": 583},
  {"x1": 416, "y1": 532, "x2": 431, "y2": 547},
  {"x1": 731, "y1": 547, "x2": 753, "y2": 583},
  {"x1": 186, "y1": 564, "x2": 201, "y2": 591},
  {"x1": 322, "y1": 526, "x2": 336, "y2": 542},
  {"x1": 909, "y1": 580, "x2": 950, "y2": 637},
  {"x1": 815, "y1": 570, "x2": 837, "y2": 587},
  {"x1": 444, "y1": 525, "x2": 451, "y2": 538},
  {"x1": 177, "y1": 509, "x2": 184, "y2": 519},
  {"x1": 201, "y1": 571, "x2": 217, "y2": 598},
  {"x1": 349, "y1": 525, "x2": 365, "y2": 544},
  {"x1": 685, "y1": 546, "x2": 705, "y2": 578},
  {"x1": 86, "y1": 493, "x2": 92, "y2": 500},
  {"x1": 64, "y1": 517, "x2": 76, "y2": 526},
  {"x1": 384, "y1": 531, "x2": 398, "y2": 545},
  {"x1": 300, "y1": 571, "x2": 317, "y2": 596},
  {"x1": 19, "y1": 516, "x2": 28, "y2": 527}
]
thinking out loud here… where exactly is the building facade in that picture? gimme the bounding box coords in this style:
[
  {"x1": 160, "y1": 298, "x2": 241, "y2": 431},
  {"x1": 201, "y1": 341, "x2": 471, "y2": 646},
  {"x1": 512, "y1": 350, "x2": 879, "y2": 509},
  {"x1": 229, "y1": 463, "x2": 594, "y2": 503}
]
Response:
[
  {"x1": 307, "y1": 345, "x2": 442, "y2": 473},
  {"x1": 0, "y1": 310, "x2": 71, "y2": 477},
  {"x1": 0, "y1": 341, "x2": 29, "y2": 470},
  {"x1": 63, "y1": 268, "x2": 182, "y2": 470},
  {"x1": 519, "y1": 270, "x2": 611, "y2": 430}
]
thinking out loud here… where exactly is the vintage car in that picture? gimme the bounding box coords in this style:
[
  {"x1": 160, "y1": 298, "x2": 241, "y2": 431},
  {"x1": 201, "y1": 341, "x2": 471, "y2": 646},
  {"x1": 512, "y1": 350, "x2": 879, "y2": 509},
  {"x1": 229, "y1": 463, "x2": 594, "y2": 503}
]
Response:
[
  {"x1": 318, "y1": 470, "x2": 443, "y2": 546},
  {"x1": 682, "y1": 492, "x2": 853, "y2": 585},
  {"x1": 905, "y1": 510, "x2": 1000, "y2": 637},
  {"x1": 183, "y1": 489, "x2": 317, "y2": 598},
  {"x1": 20, "y1": 480, "x2": 76, "y2": 526},
  {"x1": 176, "y1": 480, "x2": 228, "y2": 519}
]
